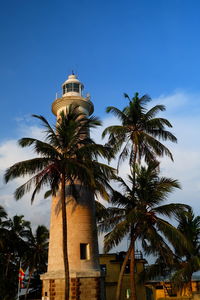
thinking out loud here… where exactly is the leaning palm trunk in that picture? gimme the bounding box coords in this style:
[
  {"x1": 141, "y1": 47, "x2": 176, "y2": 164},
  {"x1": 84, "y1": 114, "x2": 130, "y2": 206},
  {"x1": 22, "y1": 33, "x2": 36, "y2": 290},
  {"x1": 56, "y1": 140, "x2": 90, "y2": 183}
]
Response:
[
  {"x1": 130, "y1": 245, "x2": 137, "y2": 300},
  {"x1": 61, "y1": 174, "x2": 70, "y2": 300},
  {"x1": 116, "y1": 237, "x2": 135, "y2": 300}
]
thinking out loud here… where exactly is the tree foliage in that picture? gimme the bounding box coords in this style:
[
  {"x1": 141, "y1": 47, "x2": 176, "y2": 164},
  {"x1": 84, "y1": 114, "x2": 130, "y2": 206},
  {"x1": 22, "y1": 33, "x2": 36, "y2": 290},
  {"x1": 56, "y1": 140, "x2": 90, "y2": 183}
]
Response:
[
  {"x1": 0, "y1": 207, "x2": 49, "y2": 300},
  {"x1": 103, "y1": 93, "x2": 177, "y2": 169},
  {"x1": 4, "y1": 105, "x2": 115, "y2": 300}
]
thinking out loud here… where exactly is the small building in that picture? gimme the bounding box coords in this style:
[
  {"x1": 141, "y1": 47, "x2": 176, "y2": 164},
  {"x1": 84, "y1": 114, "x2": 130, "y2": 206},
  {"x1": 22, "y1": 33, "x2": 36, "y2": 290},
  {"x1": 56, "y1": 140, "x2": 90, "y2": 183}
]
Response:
[
  {"x1": 146, "y1": 279, "x2": 200, "y2": 300},
  {"x1": 99, "y1": 251, "x2": 148, "y2": 300}
]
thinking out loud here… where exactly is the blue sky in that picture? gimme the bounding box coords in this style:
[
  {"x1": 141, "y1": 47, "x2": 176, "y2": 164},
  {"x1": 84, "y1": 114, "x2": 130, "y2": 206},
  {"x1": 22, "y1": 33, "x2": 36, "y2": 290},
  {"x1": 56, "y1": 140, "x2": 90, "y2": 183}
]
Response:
[
  {"x1": 1, "y1": 0, "x2": 200, "y2": 138},
  {"x1": 1, "y1": 0, "x2": 200, "y2": 252}
]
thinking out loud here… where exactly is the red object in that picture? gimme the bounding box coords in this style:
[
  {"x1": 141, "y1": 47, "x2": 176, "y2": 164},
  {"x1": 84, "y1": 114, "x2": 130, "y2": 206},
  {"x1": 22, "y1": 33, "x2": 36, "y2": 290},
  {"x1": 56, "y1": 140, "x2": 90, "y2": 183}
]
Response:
[{"x1": 19, "y1": 268, "x2": 25, "y2": 288}]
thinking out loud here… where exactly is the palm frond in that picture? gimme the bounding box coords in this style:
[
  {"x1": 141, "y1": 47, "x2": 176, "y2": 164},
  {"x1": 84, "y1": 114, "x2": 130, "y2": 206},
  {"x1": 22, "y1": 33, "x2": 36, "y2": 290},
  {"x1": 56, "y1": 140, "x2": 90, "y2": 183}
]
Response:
[
  {"x1": 141, "y1": 132, "x2": 174, "y2": 161},
  {"x1": 44, "y1": 190, "x2": 52, "y2": 199},
  {"x1": 156, "y1": 218, "x2": 191, "y2": 252},
  {"x1": 145, "y1": 105, "x2": 166, "y2": 120},
  {"x1": 95, "y1": 201, "x2": 109, "y2": 222},
  {"x1": 103, "y1": 220, "x2": 130, "y2": 253},
  {"x1": 105, "y1": 106, "x2": 127, "y2": 123},
  {"x1": 98, "y1": 211, "x2": 126, "y2": 234},
  {"x1": 153, "y1": 203, "x2": 190, "y2": 218},
  {"x1": 117, "y1": 140, "x2": 131, "y2": 169},
  {"x1": 32, "y1": 114, "x2": 60, "y2": 147},
  {"x1": 14, "y1": 166, "x2": 55, "y2": 201},
  {"x1": 4, "y1": 158, "x2": 51, "y2": 183}
]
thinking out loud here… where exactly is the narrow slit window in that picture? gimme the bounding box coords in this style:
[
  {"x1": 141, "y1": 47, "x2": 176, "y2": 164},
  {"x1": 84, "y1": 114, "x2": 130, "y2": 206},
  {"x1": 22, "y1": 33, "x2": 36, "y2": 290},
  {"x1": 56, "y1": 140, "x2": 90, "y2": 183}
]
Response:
[{"x1": 80, "y1": 243, "x2": 89, "y2": 260}]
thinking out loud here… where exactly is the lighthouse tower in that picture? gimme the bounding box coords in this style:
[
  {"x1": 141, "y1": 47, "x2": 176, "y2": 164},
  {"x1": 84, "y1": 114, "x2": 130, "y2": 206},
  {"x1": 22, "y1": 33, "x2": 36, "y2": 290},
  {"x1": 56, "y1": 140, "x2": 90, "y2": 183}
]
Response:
[{"x1": 41, "y1": 74, "x2": 101, "y2": 300}]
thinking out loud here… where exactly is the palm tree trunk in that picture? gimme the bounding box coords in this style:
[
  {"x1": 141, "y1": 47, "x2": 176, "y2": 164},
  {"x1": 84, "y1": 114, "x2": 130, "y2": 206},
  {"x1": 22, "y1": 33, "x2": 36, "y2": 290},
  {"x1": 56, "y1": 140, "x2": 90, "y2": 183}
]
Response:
[
  {"x1": 116, "y1": 237, "x2": 135, "y2": 300},
  {"x1": 131, "y1": 143, "x2": 138, "y2": 211},
  {"x1": 130, "y1": 244, "x2": 137, "y2": 300},
  {"x1": 128, "y1": 145, "x2": 138, "y2": 300},
  {"x1": 61, "y1": 174, "x2": 70, "y2": 300},
  {"x1": 131, "y1": 143, "x2": 138, "y2": 186},
  {"x1": 187, "y1": 278, "x2": 192, "y2": 296},
  {"x1": 5, "y1": 253, "x2": 11, "y2": 278},
  {"x1": 25, "y1": 270, "x2": 33, "y2": 300}
]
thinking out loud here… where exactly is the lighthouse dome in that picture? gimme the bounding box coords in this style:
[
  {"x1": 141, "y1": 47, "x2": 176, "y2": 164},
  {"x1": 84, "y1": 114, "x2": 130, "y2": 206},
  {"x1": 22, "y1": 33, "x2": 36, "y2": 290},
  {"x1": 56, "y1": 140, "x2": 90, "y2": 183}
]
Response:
[{"x1": 62, "y1": 74, "x2": 84, "y2": 96}]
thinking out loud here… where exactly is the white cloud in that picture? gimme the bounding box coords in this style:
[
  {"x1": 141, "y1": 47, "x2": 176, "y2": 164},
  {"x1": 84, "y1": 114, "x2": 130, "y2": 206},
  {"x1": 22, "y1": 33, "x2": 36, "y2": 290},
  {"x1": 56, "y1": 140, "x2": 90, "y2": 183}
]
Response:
[
  {"x1": 152, "y1": 90, "x2": 189, "y2": 111},
  {"x1": 0, "y1": 126, "x2": 50, "y2": 229},
  {"x1": 151, "y1": 92, "x2": 200, "y2": 213}
]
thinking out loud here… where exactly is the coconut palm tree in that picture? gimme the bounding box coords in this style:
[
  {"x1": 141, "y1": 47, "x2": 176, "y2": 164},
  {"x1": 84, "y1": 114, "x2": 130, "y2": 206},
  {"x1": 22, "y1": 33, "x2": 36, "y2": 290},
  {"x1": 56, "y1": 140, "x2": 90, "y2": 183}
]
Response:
[
  {"x1": 98, "y1": 162, "x2": 189, "y2": 300},
  {"x1": 171, "y1": 209, "x2": 200, "y2": 295},
  {"x1": 102, "y1": 93, "x2": 177, "y2": 169},
  {"x1": 141, "y1": 209, "x2": 200, "y2": 297},
  {"x1": 2, "y1": 215, "x2": 31, "y2": 277},
  {"x1": 0, "y1": 214, "x2": 31, "y2": 300},
  {"x1": 24, "y1": 225, "x2": 49, "y2": 300},
  {"x1": 102, "y1": 93, "x2": 177, "y2": 299},
  {"x1": 4, "y1": 105, "x2": 115, "y2": 300}
]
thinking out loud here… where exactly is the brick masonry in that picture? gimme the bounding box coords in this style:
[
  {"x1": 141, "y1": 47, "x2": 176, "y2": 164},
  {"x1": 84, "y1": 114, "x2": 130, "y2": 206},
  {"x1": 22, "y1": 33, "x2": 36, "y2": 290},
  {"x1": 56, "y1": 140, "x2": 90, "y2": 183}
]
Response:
[{"x1": 42, "y1": 277, "x2": 101, "y2": 300}]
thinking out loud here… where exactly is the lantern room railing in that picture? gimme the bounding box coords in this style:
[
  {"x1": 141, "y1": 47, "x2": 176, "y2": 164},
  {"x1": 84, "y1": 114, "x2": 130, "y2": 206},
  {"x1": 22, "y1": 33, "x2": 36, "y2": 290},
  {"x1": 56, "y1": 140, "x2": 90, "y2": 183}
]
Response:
[{"x1": 55, "y1": 90, "x2": 90, "y2": 100}]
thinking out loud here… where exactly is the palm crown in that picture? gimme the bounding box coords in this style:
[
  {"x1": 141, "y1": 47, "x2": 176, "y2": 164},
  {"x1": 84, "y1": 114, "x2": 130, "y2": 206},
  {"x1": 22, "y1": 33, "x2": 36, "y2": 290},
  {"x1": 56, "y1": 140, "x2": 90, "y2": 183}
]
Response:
[
  {"x1": 171, "y1": 209, "x2": 200, "y2": 291},
  {"x1": 4, "y1": 105, "x2": 115, "y2": 201},
  {"x1": 102, "y1": 93, "x2": 177, "y2": 168},
  {"x1": 98, "y1": 162, "x2": 189, "y2": 300},
  {"x1": 99, "y1": 162, "x2": 188, "y2": 253}
]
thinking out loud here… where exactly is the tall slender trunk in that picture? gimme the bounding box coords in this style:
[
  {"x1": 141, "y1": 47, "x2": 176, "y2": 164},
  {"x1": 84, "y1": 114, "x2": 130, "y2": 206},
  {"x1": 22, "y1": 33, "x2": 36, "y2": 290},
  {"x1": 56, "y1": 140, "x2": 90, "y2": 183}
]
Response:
[
  {"x1": 116, "y1": 237, "x2": 135, "y2": 300},
  {"x1": 61, "y1": 174, "x2": 70, "y2": 300},
  {"x1": 131, "y1": 143, "x2": 138, "y2": 189},
  {"x1": 130, "y1": 244, "x2": 137, "y2": 300},
  {"x1": 25, "y1": 270, "x2": 33, "y2": 300},
  {"x1": 129, "y1": 145, "x2": 138, "y2": 300},
  {"x1": 116, "y1": 141, "x2": 138, "y2": 300}
]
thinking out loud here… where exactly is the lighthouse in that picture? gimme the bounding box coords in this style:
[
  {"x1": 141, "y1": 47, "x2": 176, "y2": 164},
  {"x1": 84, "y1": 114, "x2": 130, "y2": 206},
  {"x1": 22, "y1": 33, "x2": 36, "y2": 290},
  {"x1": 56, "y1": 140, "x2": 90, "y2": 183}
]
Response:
[{"x1": 41, "y1": 74, "x2": 101, "y2": 300}]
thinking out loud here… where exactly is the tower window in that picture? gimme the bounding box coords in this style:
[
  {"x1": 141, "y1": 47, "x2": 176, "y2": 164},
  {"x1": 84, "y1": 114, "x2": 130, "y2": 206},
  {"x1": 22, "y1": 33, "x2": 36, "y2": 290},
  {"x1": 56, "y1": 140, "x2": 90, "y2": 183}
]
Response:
[
  {"x1": 73, "y1": 83, "x2": 79, "y2": 92},
  {"x1": 80, "y1": 243, "x2": 89, "y2": 260},
  {"x1": 66, "y1": 83, "x2": 73, "y2": 92},
  {"x1": 63, "y1": 83, "x2": 81, "y2": 94}
]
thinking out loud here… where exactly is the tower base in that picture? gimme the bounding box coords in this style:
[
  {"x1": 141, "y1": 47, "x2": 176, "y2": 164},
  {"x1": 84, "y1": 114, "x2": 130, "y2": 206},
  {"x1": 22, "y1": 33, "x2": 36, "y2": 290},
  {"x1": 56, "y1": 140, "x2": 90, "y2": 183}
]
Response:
[{"x1": 41, "y1": 270, "x2": 103, "y2": 300}]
